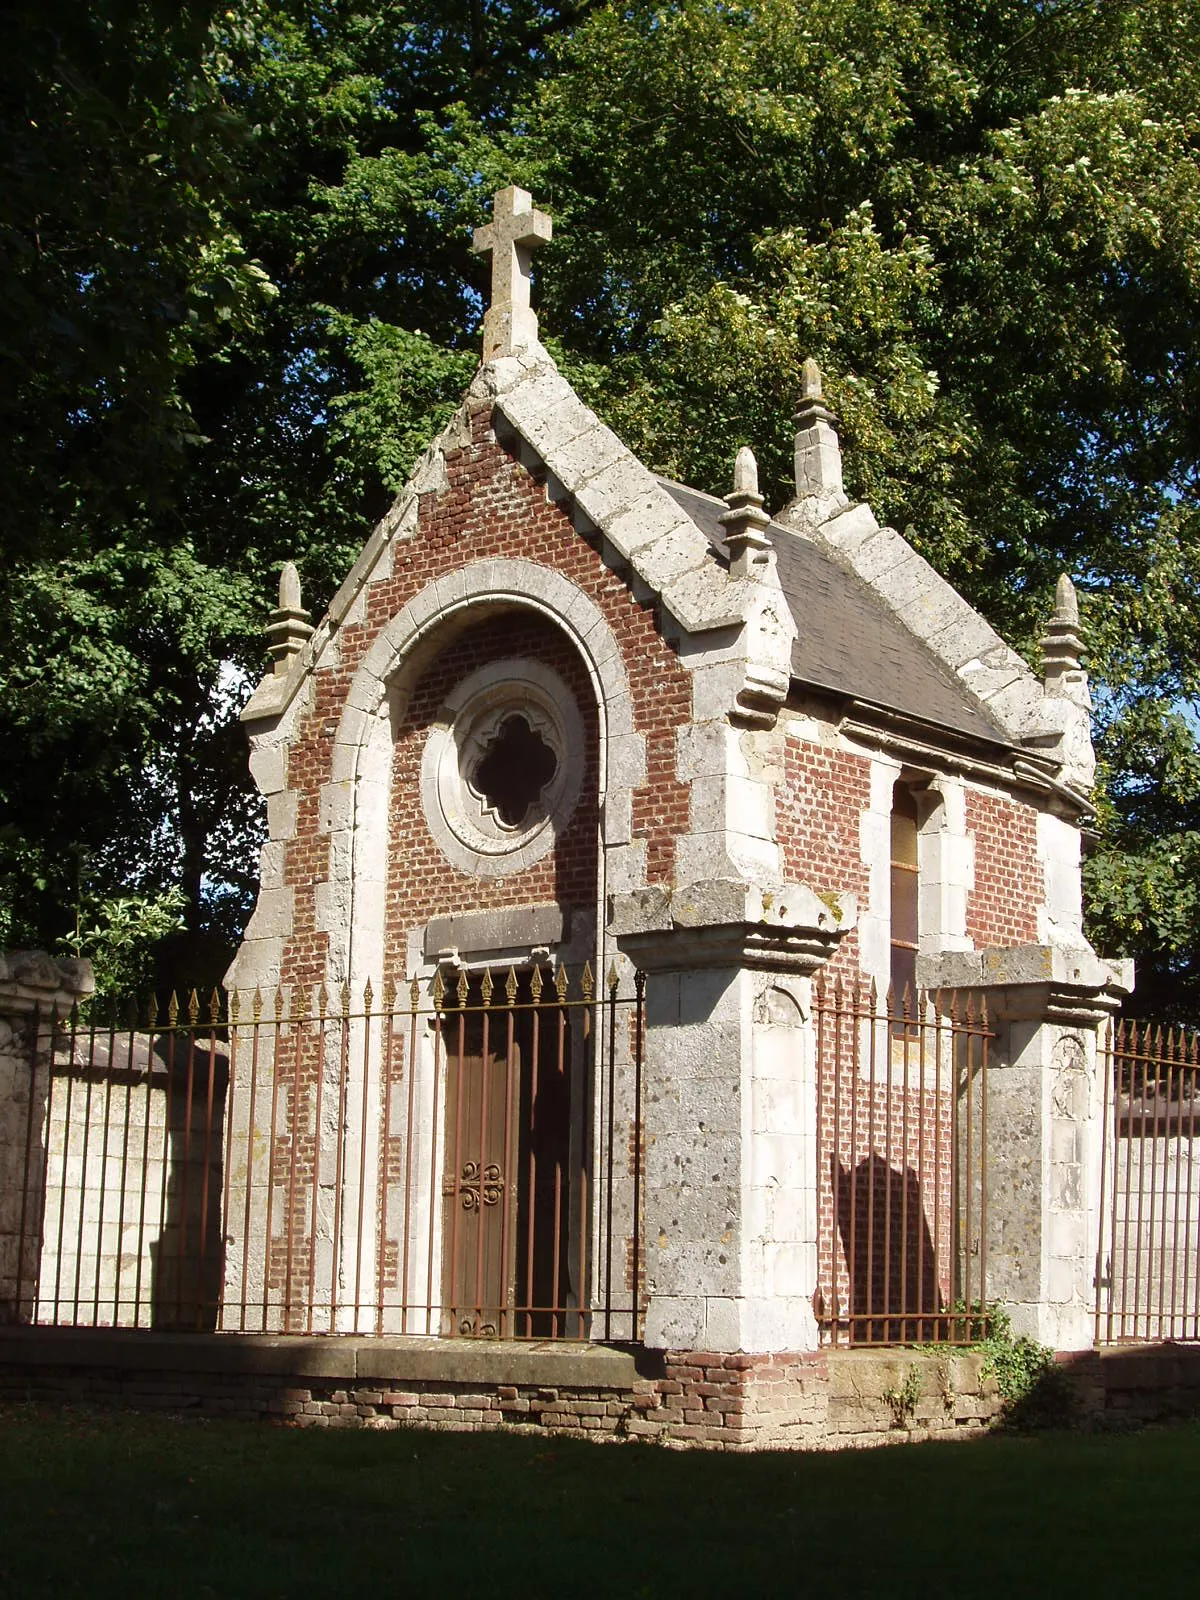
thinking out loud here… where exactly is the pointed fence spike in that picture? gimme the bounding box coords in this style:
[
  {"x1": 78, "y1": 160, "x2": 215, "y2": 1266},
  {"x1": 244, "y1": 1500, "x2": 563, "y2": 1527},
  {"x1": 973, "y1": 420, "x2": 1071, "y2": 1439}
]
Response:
[
  {"x1": 273, "y1": 986, "x2": 284, "y2": 1021},
  {"x1": 383, "y1": 975, "x2": 397, "y2": 1011},
  {"x1": 340, "y1": 980, "x2": 351, "y2": 1016},
  {"x1": 251, "y1": 985, "x2": 263, "y2": 1022},
  {"x1": 409, "y1": 976, "x2": 420, "y2": 1010},
  {"x1": 188, "y1": 988, "x2": 200, "y2": 1026},
  {"x1": 431, "y1": 970, "x2": 444, "y2": 1009},
  {"x1": 455, "y1": 967, "x2": 469, "y2": 1008},
  {"x1": 505, "y1": 967, "x2": 518, "y2": 1005},
  {"x1": 209, "y1": 987, "x2": 222, "y2": 1025},
  {"x1": 555, "y1": 964, "x2": 568, "y2": 1000},
  {"x1": 168, "y1": 990, "x2": 179, "y2": 1027},
  {"x1": 581, "y1": 960, "x2": 594, "y2": 1002},
  {"x1": 607, "y1": 961, "x2": 620, "y2": 995},
  {"x1": 480, "y1": 968, "x2": 494, "y2": 1005},
  {"x1": 530, "y1": 964, "x2": 544, "y2": 1002},
  {"x1": 146, "y1": 994, "x2": 158, "y2": 1029},
  {"x1": 362, "y1": 977, "x2": 374, "y2": 1014},
  {"x1": 317, "y1": 982, "x2": 329, "y2": 1017},
  {"x1": 230, "y1": 990, "x2": 241, "y2": 1024}
]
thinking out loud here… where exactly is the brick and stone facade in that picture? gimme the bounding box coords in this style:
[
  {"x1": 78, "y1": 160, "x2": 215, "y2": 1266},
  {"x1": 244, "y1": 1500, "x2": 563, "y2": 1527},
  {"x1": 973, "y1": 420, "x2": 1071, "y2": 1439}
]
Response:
[{"x1": 211, "y1": 186, "x2": 1132, "y2": 1388}]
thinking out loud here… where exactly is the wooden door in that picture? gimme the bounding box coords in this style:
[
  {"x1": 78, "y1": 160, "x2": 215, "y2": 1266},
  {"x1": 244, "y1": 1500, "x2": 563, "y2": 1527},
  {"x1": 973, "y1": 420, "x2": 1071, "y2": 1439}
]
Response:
[
  {"x1": 441, "y1": 1007, "x2": 519, "y2": 1337},
  {"x1": 441, "y1": 976, "x2": 575, "y2": 1338}
]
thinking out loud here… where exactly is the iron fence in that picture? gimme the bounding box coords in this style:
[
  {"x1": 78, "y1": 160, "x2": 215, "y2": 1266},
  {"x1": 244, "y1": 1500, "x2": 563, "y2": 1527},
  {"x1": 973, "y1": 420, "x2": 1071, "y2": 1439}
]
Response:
[
  {"x1": 814, "y1": 978, "x2": 993, "y2": 1345},
  {"x1": 8, "y1": 964, "x2": 645, "y2": 1342},
  {"x1": 1096, "y1": 1018, "x2": 1200, "y2": 1343}
]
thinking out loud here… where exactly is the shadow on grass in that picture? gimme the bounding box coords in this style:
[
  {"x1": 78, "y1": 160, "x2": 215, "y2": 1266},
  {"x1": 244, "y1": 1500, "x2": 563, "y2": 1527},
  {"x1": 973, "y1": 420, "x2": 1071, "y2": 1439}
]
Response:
[{"x1": 1, "y1": 1405, "x2": 1199, "y2": 1599}]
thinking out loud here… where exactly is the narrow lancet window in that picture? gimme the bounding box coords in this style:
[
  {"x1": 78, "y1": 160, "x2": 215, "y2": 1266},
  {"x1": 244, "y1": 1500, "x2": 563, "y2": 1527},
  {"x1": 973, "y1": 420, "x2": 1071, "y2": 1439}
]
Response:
[{"x1": 890, "y1": 784, "x2": 920, "y2": 1013}]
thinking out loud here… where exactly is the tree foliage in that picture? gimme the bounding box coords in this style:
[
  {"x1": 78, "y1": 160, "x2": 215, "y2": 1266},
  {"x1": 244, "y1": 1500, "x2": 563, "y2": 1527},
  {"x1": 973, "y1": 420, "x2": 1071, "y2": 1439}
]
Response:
[{"x1": 1, "y1": 0, "x2": 1198, "y2": 1014}]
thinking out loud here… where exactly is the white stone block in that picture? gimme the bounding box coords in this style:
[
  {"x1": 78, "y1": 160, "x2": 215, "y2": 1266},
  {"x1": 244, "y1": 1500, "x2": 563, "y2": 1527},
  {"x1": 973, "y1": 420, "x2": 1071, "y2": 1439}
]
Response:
[
  {"x1": 605, "y1": 491, "x2": 691, "y2": 558},
  {"x1": 248, "y1": 744, "x2": 287, "y2": 798},
  {"x1": 607, "y1": 731, "x2": 647, "y2": 790},
  {"x1": 642, "y1": 1294, "x2": 705, "y2": 1349},
  {"x1": 602, "y1": 790, "x2": 633, "y2": 846},
  {"x1": 634, "y1": 526, "x2": 712, "y2": 594},
  {"x1": 574, "y1": 456, "x2": 651, "y2": 527}
]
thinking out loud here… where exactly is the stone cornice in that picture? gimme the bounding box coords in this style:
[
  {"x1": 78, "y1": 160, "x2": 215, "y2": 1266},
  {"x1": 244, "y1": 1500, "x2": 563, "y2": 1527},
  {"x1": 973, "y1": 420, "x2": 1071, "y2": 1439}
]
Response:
[
  {"x1": 611, "y1": 878, "x2": 855, "y2": 976},
  {"x1": 919, "y1": 945, "x2": 1134, "y2": 1029}
]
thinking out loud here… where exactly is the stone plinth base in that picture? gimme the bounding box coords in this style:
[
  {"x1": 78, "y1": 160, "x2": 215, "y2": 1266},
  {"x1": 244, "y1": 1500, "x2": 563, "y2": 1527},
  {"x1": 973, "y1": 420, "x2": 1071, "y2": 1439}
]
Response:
[
  {"x1": 0, "y1": 1331, "x2": 1005, "y2": 1448},
  {"x1": 6, "y1": 1331, "x2": 1197, "y2": 1447}
]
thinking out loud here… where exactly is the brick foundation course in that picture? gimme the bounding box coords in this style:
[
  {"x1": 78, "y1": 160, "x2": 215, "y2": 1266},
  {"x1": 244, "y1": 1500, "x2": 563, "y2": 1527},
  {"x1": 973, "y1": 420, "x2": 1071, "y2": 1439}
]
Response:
[
  {"x1": 0, "y1": 1331, "x2": 1006, "y2": 1449},
  {"x1": 4, "y1": 1332, "x2": 1196, "y2": 1447}
]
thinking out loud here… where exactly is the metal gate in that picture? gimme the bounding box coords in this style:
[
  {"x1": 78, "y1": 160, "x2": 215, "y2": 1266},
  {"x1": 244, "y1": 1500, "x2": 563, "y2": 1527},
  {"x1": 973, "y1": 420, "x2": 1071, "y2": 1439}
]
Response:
[{"x1": 1096, "y1": 1018, "x2": 1200, "y2": 1343}]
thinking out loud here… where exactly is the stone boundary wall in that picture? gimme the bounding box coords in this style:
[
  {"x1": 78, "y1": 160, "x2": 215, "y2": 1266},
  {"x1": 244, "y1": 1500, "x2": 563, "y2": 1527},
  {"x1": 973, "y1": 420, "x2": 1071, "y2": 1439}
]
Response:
[
  {"x1": 3, "y1": 1332, "x2": 1197, "y2": 1447},
  {"x1": 0, "y1": 1331, "x2": 1001, "y2": 1447}
]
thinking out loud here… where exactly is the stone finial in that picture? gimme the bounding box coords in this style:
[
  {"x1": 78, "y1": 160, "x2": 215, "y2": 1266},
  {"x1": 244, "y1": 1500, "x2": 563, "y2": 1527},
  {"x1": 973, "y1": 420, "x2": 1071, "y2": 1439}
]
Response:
[
  {"x1": 792, "y1": 357, "x2": 843, "y2": 499},
  {"x1": 471, "y1": 185, "x2": 553, "y2": 362},
  {"x1": 264, "y1": 561, "x2": 314, "y2": 676},
  {"x1": 1041, "y1": 573, "x2": 1088, "y2": 696},
  {"x1": 718, "y1": 446, "x2": 774, "y2": 580}
]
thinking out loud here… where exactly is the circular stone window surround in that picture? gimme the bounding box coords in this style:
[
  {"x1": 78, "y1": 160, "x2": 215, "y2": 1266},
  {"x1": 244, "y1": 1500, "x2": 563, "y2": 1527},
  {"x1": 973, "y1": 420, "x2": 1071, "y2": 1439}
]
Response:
[{"x1": 420, "y1": 658, "x2": 585, "y2": 878}]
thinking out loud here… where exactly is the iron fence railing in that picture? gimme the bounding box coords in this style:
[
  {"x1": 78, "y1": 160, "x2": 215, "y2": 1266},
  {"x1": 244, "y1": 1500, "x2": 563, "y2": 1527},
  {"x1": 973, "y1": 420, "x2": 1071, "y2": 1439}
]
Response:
[
  {"x1": 814, "y1": 978, "x2": 993, "y2": 1346},
  {"x1": 8, "y1": 964, "x2": 645, "y2": 1343},
  {"x1": 1096, "y1": 1018, "x2": 1200, "y2": 1344}
]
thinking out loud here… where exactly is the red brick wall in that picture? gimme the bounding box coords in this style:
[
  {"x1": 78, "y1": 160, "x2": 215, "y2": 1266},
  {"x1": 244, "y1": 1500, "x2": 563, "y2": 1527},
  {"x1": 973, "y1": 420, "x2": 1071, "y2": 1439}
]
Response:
[
  {"x1": 781, "y1": 734, "x2": 1043, "y2": 1340},
  {"x1": 964, "y1": 788, "x2": 1041, "y2": 947},
  {"x1": 778, "y1": 738, "x2": 872, "y2": 983}
]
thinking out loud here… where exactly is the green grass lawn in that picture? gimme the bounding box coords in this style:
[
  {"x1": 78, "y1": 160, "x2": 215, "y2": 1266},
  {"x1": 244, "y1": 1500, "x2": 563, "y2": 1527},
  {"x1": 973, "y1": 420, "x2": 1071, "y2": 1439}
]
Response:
[{"x1": 0, "y1": 1407, "x2": 1195, "y2": 1598}]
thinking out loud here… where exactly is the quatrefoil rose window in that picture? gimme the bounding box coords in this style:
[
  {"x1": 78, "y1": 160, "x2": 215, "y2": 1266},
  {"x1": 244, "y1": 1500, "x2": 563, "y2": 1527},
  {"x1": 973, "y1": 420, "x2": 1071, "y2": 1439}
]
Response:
[
  {"x1": 468, "y1": 712, "x2": 559, "y2": 830},
  {"x1": 420, "y1": 659, "x2": 584, "y2": 877}
]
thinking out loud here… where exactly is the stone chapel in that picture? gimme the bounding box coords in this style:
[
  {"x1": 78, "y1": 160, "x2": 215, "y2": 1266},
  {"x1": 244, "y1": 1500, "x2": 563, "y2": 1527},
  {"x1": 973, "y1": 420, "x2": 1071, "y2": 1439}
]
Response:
[{"x1": 225, "y1": 186, "x2": 1132, "y2": 1363}]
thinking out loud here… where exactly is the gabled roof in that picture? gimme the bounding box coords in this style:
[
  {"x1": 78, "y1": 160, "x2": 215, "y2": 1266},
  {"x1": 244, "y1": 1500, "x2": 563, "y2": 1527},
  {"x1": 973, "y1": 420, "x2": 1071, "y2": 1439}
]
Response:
[
  {"x1": 246, "y1": 344, "x2": 1088, "y2": 796},
  {"x1": 662, "y1": 480, "x2": 1011, "y2": 747}
]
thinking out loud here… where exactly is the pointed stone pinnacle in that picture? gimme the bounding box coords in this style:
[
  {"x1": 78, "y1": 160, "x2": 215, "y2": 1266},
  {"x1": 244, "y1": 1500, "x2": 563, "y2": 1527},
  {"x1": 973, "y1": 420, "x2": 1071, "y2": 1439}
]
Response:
[
  {"x1": 799, "y1": 356, "x2": 824, "y2": 403},
  {"x1": 265, "y1": 560, "x2": 314, "y2": 676},
  {"x1": 719, "y1": 444, "x2": 773, "y2": 581},
  {"x1": 1042, "y1": 572, "x2": 1087, "y2": 692},
  {"x1": 1054, "y1": 572, "x2": 1080, "y2": 628},
  {"x1": 792, "y1": 355, "x2": 843, "y2": 500},
  {"x1": 732, "y1": 445, "x2": 760, "y2": 499},
  {"x1": 279, "y1": 560, "x2": 302, "y2": 612}
]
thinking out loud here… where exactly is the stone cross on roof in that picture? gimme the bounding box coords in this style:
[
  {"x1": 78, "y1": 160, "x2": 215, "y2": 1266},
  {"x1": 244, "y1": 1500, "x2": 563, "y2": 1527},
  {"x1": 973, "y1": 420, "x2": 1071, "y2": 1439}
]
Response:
[{"x1": 472, "y1": 185, "x2": 552, "y2": 362}]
